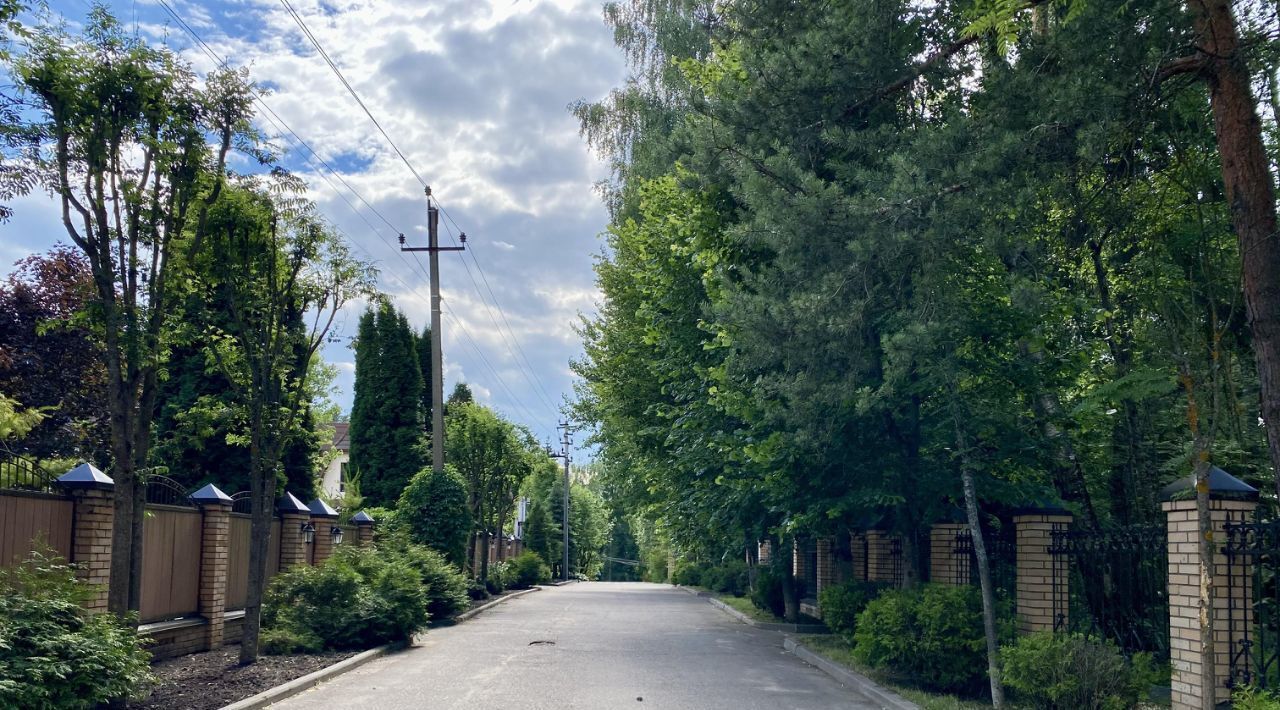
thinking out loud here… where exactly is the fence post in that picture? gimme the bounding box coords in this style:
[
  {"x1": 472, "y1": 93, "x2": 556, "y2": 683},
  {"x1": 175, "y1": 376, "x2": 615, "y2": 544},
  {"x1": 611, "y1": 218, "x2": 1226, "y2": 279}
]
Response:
[
  {"x1": 57, "y1": 463, "x2": 114, "y2": 613},
  {"x1": 866, "y1": 530, "x2": 897, "y2": 584},
  {"x1": 1162, "y1": 468, "x2": 1259, "y2": 710},
  {"x1": 277, "y1": 492, "x2": 311, "y2": 568},
  {"x1": 192, "y1": 484, "x2": 232, "y2": 651},
  {"x1": 792, "y1": 537, "x2": 810, "y2": 584},
  {"x1": 1013, "y1": 507, "x2": 1072, "y2": 634},
  {"x1": 930, "y1": 522, "x2": 966, "y2": 585},
  {"x1": 850, "y1": 532, "x2": 867, "y2": 581},
  {"x1": 308, "y1": 499, "x2": 339, "y2": 565},
  {"x1": 816, "y1": 537, "x2": 834, "y2": 600},
  {"x1": 757, "y1": 540, "x2": 772, "y2": 566},
  {"x1": 352, "y1": 510, "x2": 375, "y2": 547}
]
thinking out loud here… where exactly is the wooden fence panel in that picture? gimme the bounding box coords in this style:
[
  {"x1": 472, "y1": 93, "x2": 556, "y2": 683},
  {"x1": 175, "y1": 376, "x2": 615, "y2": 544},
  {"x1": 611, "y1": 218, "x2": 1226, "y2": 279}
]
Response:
[
  {"x1": 0, "y1": 493, "x2": 72, "y2": 567},
  {"x1": 140, "y1": 506, "x2": 202, "y2": 623},
  {"x1": 225, "y1": 515, "x2": 284, "y2": 610},
  {"x1": 225, "y1": 514, "x2": 251, "y2": 610}
]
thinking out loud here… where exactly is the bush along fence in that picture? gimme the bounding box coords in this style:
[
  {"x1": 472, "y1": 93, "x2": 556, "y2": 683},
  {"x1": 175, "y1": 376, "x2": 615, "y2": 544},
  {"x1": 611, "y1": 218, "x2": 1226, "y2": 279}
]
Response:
[
  {"x1": 0, "y1": 460, "x2": 376, "y2": 660},
  {"x1": 788, "y1": 466, "x2": 1275, "y2": 710}
]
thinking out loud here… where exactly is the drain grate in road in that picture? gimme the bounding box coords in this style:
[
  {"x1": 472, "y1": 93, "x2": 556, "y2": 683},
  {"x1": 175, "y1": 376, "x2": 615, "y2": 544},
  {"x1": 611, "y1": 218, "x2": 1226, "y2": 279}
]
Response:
[{"x1": 528, "y1": 640, "x2": 556, "y2": 646}]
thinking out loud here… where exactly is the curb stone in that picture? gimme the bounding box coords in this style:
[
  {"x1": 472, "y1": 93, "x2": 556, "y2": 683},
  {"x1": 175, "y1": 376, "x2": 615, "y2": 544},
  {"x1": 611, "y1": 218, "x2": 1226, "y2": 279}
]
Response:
[
  {"x1": 701, "y1": 593, "x2": 829, "y2": 633},
  {"x1": 783, "y1": 637, "x2": 919, "y2": 710},
  {"x1": 220, "y1": 587, "x2": 542, "y2": 709},
  {"x1": 454, "y1": 585, "x2": 540, "y2": 622},
  {"x1": 219, "y1": 645, "x2": 390, "y2": 710}
]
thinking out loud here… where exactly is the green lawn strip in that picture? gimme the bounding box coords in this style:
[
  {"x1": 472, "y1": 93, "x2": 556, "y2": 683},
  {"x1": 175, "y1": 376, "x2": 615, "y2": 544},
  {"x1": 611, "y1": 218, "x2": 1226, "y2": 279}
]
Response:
[
  {"x1": 711, "y1": 593, "x2": 781, "y2": 623},
  {"x1": 798, "y1": 636, "x2": 994, "y2": 710}
]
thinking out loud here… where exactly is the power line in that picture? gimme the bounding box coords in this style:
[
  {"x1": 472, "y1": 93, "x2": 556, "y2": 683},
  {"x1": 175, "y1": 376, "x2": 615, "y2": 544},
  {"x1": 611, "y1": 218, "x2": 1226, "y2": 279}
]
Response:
[
  {"x1": 269, "y1": 0, "x2": 563, "y2": 419},
  {"x1": 276, "y1": 0, "x2": 428, "y2": 188}
]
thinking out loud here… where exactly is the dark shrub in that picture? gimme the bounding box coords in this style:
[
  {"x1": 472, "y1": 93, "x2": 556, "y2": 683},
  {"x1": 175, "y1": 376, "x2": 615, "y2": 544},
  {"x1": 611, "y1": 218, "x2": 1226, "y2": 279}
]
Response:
[
  {"x1": 0, "y1": 550, "x2": 153, "y2": 709},
  {"x1": 751, "y1": 567, "x2": 786, "y2": 618},
  {"x1": 1003, "y1": 632, "x2": 1161, "y2": 710},
  {"x1": 395, "y1": 465, "x2": 472, "y2": 567},
  {"x1": 507, "y1": 551, "x2": 551, "y2": 588},
  {"x1": 392, "y1": 545, "x2": 470, "y2": 621},
  {"x1": 466, "y1": 577, "x2": 490, "y2": 601},
  {"x1": 853, "y1": 583, "x2": 1013, "y2": 693},
  {"x1": 818, "y1": 581, "x2": 884, "y2": 639},
  {"x1": 672, "y1": 561, "x2": 703, "y2": 587},
  {"x1": 704, "y1": 560, "x2": 750, "y2": 596},
  {"x1": 263, "y1": 545, "x2": 428, "y2": 651}
]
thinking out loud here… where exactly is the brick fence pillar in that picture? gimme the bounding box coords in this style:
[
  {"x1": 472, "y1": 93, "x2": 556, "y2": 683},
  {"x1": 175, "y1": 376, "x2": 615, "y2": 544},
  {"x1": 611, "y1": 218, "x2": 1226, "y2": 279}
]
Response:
[
  {"x1": 352, "y1": 510, "x2": 375, "y2": 547},
  {"x1": 308, "y1": 499, "x2": 340, "y2": 565},
  {"x1": 1162, "y1": 468, "x2": 1260, "y2": 710},
  {"x1": 757, "y1": 540, "x2": 772, "y2": 566},
  {"x1": 930, "y1": 523, "x2": 966, "y2": 585},
  {"x1": 1014, "y1": 508, "x2": 1072, "y2": 634},
  {"x1": 816, "y1": 537, "x2": 835, "y2": 600},
  {"x1": 792, "y1": 538, "x2": 810, "y2": 583},
  {"x1": 192, "y1": 484, "x2": 232, "y2": 651},
  {"x1": 277, "y1": 492, "x2": 311, "y2": 568},
  {"x1": 57, "y1": 463, "x2": 115, "y2": 613},
  {"x1": 866, "y1": 530, "x2": 896, "y2": 583},
  {"x1": 850, "y1": 532, "x2": 867, "y2": 581}
]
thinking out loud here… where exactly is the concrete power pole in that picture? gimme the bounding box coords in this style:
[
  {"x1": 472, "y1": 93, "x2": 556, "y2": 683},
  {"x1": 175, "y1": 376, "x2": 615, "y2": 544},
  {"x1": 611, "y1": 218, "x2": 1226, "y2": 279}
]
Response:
[
  {"x1": 399, "y1": 186, "x2": 465, "y2": 473},
  {"x1": 547, "y1": 422, "x2": 572, "y2": 581}
]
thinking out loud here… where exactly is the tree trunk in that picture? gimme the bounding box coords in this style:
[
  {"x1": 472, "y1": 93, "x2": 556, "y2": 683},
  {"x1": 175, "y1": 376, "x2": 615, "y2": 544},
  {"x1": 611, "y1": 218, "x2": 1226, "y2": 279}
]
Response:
[
  {"x1": 781, "y1": 538, "x2": 799, "y2": 623},
  {"x1": 1186, "y1": 0, "x2": 1280, "y2": 498},
  {"x1": 951, "y1": 395, "x2": 1005, "y2": 708},
  {"x1": 239, "y1": 415, "x2": 274, "y2": 665}
]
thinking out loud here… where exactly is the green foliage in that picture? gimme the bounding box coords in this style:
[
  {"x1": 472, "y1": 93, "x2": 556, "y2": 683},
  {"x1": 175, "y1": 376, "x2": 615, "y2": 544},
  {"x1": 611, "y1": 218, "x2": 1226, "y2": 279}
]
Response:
[
  {"x1": 672, "y1": 560, "x2": 703, "y2": 587},
  {"x1": 506, "y1": 551, "x2": 552, "y2": 589},
  {"x1": 751, "y1": 567, "x2": 786, "y2": 618},
  {"x1": 0, "y1": 550, "x2": 153, "y2": 709},
  {"x1": 853, "y1": 584, "x2": 1013, "y2": 693},
  {"x1": 396, "y1": 464, "x2": 472, "y2": 567},
  {"x1": 818, "y1": 581, "x2": 885, "y2": 641},
  {"x1": 1002, "y1": 632, "x2": 1161, "y2": 710},
  {"x1": 1235, "y1": 686, "x2": 1280, "y2": 710},
  {"x1": 0, "y1": 393, "x2": 43, "y2": 442},
  {"x1": 702, "y1": 560, "x2": 750, "y2": 596},
  {"x1": 350, "y1": 304, "x2": 426, "y2": 507},
  {"x1": 262, "y1": 545, "x2": 427, "y2": 651},
  {"x1": 391, "y1": 544, "x2": 470, "y2": 621}
]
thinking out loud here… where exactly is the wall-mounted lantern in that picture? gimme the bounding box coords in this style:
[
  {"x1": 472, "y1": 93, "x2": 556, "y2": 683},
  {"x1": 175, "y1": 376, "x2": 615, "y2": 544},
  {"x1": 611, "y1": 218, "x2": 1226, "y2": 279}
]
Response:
[
  {"x1": 331, "y1": 526, "x2": 344, "y2": 546},
  {"x1": 301, "y1": 521, "x2": 316, "y2": 544}
]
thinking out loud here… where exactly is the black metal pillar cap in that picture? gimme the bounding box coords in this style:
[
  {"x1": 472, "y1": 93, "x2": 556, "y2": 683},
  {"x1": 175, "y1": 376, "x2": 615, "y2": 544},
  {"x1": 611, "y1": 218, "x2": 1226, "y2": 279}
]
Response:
[
  {"x1": 1160, "y1": 466, "x2": 1260, "y2": 502},
  {"x1": 276, "y1": 491, "x2": 311, "y2": 514},
  {"x1": 191, "y1": 483, "x2": 233, "y2": 506},
  {"x1": 351, "y1": 510, "x2": 375, "y2": 525},
  {"x1": 57, "y1": 462, "x2": 114, "y2": 490},
  {"x1": 307, "y1": 498, "x2": 339, "y2": 518}
]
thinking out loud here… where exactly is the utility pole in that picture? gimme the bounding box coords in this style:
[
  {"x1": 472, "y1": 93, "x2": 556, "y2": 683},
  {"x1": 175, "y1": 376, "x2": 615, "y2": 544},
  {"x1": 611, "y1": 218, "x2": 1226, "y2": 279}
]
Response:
[
  {"x1": 400, "y1": 186, "x2": 465, "y2": 474},
  {"x1": 547, "y1": 421, "x2": 572, "y2": 581}
]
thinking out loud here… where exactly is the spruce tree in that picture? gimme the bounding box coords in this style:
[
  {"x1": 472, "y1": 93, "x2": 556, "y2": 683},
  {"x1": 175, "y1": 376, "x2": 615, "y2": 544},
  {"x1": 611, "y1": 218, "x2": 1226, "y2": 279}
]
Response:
[
  {"x1": 416, "y1": 325, "x2": 433, "y2": 437},
  {"x1": 348, "y1": 308, "x2": 380, "y2": 499}
]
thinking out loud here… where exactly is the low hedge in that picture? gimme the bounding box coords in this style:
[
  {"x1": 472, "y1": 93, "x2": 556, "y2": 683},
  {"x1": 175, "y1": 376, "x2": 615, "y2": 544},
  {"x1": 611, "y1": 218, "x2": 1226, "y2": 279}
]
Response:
[
  {"x1": 505, "y1": 551, "x2": 551, "y2": 589},
  {"x1": 853, "y1": 583, "x2": 1013, "y2": 693},
  {"x1": 817, "y1": 580, "x2": 885, "y2": 640},
  {"x1": 1002, "y1": 632, "x2": 1161, "y2": 710}
]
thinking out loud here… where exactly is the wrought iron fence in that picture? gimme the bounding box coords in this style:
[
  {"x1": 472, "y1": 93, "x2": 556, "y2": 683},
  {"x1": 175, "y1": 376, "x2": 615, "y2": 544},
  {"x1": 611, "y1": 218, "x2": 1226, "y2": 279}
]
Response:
[
  {"x1": 888, "y1": 536, "x2": 903, "y2": 587},
  {"x1": 0, "y1": 454, "x2": 58, "y2": 494},
  {"x1": 952, "y1": 526, "x2": 1016, "y2": 599},
  {"x1": 144, "y1": 475, "x2": 194, "y2": 507},
  {"x1": 230, "y1": 491, "x2": 253, "y2": 515},
  {"x1": 1049, "y1": 523, "x2": 1168, "y2": 659},
  {"x1": 1224, "y1": 509, "x2": 1280, "y2": 690}
]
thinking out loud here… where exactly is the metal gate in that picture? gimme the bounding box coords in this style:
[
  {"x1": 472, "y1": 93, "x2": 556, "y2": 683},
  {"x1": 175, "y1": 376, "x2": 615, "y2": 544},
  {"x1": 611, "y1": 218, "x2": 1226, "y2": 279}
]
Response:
[
  {"x1": 1049, "y1": 523, "x2": 1169, "y2": 659},
  {"x1": 952, "y1": 526, "x2": 1016, "y2": 599},
  {"x1": 1224, "y1": 509, "x2": 1280, "y2": 690}
]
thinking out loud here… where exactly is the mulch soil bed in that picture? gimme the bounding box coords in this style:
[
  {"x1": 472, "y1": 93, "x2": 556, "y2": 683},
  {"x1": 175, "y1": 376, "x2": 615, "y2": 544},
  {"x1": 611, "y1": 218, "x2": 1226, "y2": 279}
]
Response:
[{"x1": 134, "y1": 646, "x2": 357, "y2": 710}]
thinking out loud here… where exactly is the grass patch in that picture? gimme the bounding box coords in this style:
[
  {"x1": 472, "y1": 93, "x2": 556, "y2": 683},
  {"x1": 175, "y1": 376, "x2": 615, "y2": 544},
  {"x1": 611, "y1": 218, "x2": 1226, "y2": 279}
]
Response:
[
  {"x1": 799, "y1": 636, "x2": 995, "y2": 710},
  {"x1": 714, "y1": 593, "x2": 783, "y2": 623}
]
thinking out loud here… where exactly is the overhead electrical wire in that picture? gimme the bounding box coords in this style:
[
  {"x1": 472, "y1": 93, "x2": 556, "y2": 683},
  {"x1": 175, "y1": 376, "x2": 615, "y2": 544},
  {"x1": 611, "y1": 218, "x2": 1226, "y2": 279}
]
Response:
[
  {"x1": 272, "y1": 0, "x2": 566, "y2": 420},
  {"x1": 153, "y1": 0, "x2": 557, "y2": 441}
]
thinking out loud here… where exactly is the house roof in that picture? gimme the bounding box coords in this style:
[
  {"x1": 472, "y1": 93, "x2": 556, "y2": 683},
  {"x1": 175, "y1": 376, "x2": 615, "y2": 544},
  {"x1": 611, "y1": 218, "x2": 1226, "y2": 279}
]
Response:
[{"x1": 323, "y1": 422, "x2": 350, "y2": 453}]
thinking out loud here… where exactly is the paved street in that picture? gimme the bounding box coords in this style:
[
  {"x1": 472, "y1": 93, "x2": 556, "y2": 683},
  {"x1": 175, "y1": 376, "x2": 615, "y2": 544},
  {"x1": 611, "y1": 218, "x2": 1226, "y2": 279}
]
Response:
[{"x1": 270, "y1": 582, "x2": 886, "y2": 709}]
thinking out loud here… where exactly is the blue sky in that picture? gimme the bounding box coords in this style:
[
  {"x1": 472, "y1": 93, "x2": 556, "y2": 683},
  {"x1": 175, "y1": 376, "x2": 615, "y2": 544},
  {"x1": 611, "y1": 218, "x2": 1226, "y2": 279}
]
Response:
[{"x1": 2, "y1": 0, "x2": 628, "y2": 451}]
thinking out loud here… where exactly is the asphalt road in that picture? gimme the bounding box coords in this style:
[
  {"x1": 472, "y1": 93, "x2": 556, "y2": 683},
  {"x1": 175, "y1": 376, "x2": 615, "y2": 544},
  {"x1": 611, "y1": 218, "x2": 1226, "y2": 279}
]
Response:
[{"x1": 269, "y1": 581, "x2": 886, "y2": 710}]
